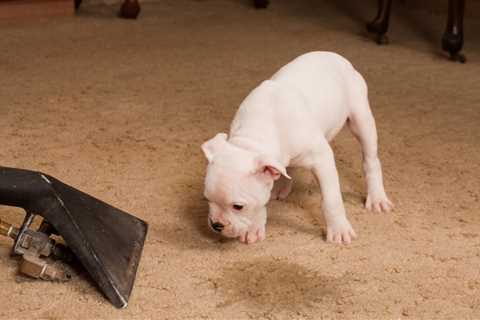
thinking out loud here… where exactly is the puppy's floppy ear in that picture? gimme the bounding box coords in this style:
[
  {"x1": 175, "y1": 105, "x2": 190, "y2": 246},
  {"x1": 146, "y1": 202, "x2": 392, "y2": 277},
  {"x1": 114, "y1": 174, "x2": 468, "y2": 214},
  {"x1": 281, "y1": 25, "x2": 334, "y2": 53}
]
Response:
[
  {"x1": 201, "y1": 133, "x2": 228, "y2": 162},
  {"x1": 255, "y1": 155, "x2": 291, "y2": 181}
]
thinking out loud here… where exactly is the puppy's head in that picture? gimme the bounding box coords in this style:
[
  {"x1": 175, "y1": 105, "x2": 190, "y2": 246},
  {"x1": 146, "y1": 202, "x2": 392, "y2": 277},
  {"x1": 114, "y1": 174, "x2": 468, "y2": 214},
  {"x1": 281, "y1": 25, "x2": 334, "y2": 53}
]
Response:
[{"x1": 201, "y1": 133, "x2": 290, "y2": 239}]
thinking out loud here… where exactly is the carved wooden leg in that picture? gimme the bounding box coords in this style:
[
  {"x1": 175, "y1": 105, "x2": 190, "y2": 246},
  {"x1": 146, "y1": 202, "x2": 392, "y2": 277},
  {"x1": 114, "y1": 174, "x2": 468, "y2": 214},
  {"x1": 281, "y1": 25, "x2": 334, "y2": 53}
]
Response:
[
  {"x1": 254, "y1": 0, "x2": 269, "y2": 9},
  {"x1": 74, "y1": 0, "x2": 82, "y2": 10},
  {"x1": 367, "y1": 0, "x2": 393, "y2": 45},
  {"x1": 442, "y1": 0, "x2": 466, "y2": 63},
  {"x1": 120, "y1": 0, "x2": 140, "y2": 19}
]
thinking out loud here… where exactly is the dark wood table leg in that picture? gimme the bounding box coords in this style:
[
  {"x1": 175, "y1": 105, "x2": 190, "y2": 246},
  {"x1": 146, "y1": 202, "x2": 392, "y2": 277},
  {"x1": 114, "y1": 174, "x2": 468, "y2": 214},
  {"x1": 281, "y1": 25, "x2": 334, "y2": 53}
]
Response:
[
  {"x1": 74, "y1": 0, "x2": 82, "y2": 10},
  {"x1": 254, "y1": 0, "x2": 269, "y2": 9},
  {"x1": 119, "y1": 0, "x2": 140, "y2": 19},
  {"x1": 441, "y1": 0, "x2": 466, "y2": 63},
  {"x1": 367, "y1": 0, "x2": 393, "y2": 44}
]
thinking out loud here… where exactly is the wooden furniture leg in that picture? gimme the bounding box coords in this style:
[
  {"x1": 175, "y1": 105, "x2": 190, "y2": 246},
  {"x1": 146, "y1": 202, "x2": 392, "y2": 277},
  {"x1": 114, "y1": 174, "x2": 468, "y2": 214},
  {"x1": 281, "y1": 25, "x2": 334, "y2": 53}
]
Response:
[
  {"x1": 254, "y1": 0, "x2": 269, "y2": 9},
  {"x1": 367, "y1": 0, "x2": 393, "y2": 44},
  {"x1": 120, "y1": 0, "x2": 140, "y2": 19},
  {"x1": 442, "y1": 0, "x2": 466, "y2": 63},
  {"x1": 75, "y1": 0, "x2": 140, "y2": 19}
]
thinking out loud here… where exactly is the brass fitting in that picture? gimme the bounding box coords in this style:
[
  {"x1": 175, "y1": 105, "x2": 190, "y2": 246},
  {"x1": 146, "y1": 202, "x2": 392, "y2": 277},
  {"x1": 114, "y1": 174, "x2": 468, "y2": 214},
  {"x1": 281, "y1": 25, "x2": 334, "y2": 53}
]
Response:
[
  {"x1": 1, "y1": 218, "x2": 72, "y2": 282},
  {"x1": 20, "y1": 253, "x2": 71, "y2": 282},
  {"x1": 0, "y1": 219, "x2": 18, "y2": 239}
]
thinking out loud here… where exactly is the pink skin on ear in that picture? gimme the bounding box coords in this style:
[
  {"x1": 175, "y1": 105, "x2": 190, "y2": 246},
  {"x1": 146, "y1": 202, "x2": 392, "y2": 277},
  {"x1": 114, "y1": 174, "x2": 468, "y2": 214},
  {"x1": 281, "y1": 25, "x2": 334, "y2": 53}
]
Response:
[
  {"x1": 263, "y1": 166, "x2": 282, "y2": 180},
  {"x1": 256, "y1": 155, "x2": 291, "y2": 181}
]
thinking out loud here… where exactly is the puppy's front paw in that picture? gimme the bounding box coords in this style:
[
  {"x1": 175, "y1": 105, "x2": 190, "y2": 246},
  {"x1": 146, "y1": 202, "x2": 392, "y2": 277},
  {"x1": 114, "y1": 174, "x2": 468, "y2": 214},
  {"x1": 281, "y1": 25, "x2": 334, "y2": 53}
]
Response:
[
  {"x1": 366, "y1": 192, "x2": 394, "y2": 213},
  {"x1": 270, "y1": 178, "x2": 292, "y2": 200},
  {"x1": 326, "y1": 218, "x2": 357, "y2": 244},
  {"x1": 276, "y1": 184, "x2": 292, "y2": 200},
  {"x1": 239, "y1": 225, "x2": 266, "y2": 244}
]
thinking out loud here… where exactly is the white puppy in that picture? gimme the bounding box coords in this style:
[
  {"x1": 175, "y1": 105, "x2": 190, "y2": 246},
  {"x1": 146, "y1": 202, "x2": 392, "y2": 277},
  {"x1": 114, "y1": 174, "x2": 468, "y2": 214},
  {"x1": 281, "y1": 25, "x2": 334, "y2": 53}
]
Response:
[{"x1": 202, "y1": 52, "x2": 393, "y2": 244}]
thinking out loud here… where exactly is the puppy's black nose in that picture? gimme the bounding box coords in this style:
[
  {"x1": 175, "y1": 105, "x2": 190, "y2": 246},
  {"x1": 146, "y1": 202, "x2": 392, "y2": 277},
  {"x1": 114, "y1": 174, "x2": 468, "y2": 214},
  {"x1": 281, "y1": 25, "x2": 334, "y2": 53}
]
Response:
[{"x1": 210, "y1": 220, "x2": 224, "y2": 232}]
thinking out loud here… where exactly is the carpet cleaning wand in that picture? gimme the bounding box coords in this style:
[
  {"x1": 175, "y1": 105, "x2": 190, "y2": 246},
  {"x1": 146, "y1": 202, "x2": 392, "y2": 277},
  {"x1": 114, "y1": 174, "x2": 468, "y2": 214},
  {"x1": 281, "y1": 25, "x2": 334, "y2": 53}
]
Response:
[
  {"x1": 0, "y1": 215, "x2": 73, "y2": 282},
  {"x1": 0, "y1": 166, "x2": 148, "y2": 308}
]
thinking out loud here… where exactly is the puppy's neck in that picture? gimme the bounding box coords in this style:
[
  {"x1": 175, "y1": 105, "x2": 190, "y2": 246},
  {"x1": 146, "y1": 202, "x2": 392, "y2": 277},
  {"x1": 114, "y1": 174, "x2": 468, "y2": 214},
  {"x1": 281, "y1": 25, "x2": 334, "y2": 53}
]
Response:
[{"x1": 229, "y1": 136, "x2": 262, "y2": 153}]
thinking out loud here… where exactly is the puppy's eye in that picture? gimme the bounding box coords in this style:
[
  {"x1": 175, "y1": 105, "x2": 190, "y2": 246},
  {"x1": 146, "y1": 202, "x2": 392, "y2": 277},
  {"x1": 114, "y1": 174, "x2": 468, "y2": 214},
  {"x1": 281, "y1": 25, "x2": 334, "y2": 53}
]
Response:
[{"x1": 232, "y1": 204, "x2": 244, "y2": 211}]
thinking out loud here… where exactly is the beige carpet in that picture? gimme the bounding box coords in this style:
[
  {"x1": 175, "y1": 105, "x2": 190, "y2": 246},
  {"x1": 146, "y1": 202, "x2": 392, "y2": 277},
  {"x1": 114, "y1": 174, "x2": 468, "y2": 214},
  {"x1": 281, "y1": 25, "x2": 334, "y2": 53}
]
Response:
[{"x1": 1, "y1": 0, "x2": 479, "y2": 318}]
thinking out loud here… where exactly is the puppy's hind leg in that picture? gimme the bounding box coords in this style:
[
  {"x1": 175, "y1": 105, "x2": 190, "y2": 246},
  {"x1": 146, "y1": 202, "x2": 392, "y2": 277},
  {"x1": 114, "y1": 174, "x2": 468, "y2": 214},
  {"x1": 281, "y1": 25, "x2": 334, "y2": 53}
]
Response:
[{"x1": 347, "y1": 72, "x2": 393, "y2": 213}]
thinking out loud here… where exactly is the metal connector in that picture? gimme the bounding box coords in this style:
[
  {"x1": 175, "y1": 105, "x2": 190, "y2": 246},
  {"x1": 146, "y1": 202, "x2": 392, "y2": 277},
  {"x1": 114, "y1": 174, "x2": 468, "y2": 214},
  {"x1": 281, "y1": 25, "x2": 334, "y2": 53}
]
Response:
[
  {"x1": 1, "y1": 216, "x2": 73, "y2": 282},
  {"x1": 20, "y1": 253, "x2": 71, "y2": 282}
]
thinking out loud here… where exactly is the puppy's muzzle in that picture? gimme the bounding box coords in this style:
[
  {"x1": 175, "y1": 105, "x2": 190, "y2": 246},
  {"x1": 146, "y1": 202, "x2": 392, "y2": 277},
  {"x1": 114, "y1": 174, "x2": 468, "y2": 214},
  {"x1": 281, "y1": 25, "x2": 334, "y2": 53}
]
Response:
[{"x1": 209, "y1": 218, "x2": 224, "y2": 233}]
